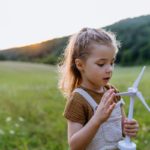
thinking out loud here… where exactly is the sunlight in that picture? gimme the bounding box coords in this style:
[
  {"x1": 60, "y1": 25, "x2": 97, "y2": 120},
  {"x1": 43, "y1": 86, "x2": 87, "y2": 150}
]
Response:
[{"x1": 0, "y1": 36, "x2": 51, "y2": 50}]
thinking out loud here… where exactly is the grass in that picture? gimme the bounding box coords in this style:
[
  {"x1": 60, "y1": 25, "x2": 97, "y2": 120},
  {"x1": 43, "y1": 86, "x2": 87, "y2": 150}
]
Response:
[
  {"x1": 0, "y1": 61, "x2": 67, "y2": 150},
  {"x1": 0, "y1": 61, "x2": 150, "y2": 150}
]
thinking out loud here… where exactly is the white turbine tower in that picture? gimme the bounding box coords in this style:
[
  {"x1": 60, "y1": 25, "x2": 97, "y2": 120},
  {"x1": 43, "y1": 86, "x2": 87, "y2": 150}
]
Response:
[{"x1": 115, "y1": 66, "x2": 150, "y2": 150}]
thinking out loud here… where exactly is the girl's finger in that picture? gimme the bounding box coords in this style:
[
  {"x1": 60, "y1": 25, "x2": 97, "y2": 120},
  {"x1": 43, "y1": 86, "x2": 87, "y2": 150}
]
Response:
[
  {"x1": 124, "y1": 124, "x2": 139, "y2": 129},
  {"x1": 102, "y1": 89, "x2": 114, "y2": 103},
  {"x1": 105, "y1": 92, "x2": 115, "y2": 107},
  {"x1": 107, "y1": 102, "x2": 116, "y2": 114},
  {"x1": 124, "y1": 119, "x2": 137, "y2": 125},
  {"x1": 124, "y1": 128, "x2": 138, "y2": 133}
]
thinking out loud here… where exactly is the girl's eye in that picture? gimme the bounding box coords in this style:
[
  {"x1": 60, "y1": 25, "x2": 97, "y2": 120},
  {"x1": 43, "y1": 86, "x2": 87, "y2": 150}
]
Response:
[
  {"x1": 111, "y1": 62, "x2": 115, "y2": 66},
  {"x1": 111, "y1": 62, "x2": 114, "y2": 66},
  {"x1": 97, "y1": 64, "x2": 104, "y2": 67}
]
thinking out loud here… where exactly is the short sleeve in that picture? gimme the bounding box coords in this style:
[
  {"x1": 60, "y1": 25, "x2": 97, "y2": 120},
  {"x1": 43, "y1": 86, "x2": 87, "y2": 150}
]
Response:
[{"x1": 63, "y1": 92, "x2": 89, "y2": 125}]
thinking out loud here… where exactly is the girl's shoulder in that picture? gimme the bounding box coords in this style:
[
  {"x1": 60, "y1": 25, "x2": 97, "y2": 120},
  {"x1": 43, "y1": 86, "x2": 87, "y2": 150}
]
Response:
[
  {"x1": 68, "y1": 90, "x2": 92, "y2": 107},
  {"x1": 64, "y1": 89, "x2": 94, "y2": 125},
  {"x1": 68, "y1": 89, "x2": 96, "y2": 112}
]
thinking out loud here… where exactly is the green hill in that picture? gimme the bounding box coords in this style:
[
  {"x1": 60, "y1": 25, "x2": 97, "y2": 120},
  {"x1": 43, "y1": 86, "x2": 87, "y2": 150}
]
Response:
[
  {"x1": 0, "y1": 36, "x2": 69, "y2": 65},
  {"x1": 0, "y1": 14, "x2": 150, "y2": 66},
  {"x1": 105, "y1": 15, "x2": 150, "y2": 65}
]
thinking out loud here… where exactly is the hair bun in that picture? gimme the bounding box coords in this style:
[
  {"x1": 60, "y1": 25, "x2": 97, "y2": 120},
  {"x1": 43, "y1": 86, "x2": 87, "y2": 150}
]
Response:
[{"x1": 80, "y1": 27, "x2": 90, "y2": 32}]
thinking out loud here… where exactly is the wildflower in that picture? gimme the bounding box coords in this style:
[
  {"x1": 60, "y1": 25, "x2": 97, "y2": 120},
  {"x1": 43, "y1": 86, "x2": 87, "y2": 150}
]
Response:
[
  {"x1": 9, "y1": 130, "x2": 15, "y2": 135},
  {"x1": 18, "y1": 117, "x2": 24, "y2": 122},
  {"x1": 144, "y1": 140, "x2": 148, "y2": 144},
  {"x1": 0, "y1": 129, "x2": 5, "y2": 135},
  {"x1": 6, "y1": 117, "x2": 12, "y2": 122},
  {"x1": 15, "y1": 123, "x2": 20, "y2": 128}
]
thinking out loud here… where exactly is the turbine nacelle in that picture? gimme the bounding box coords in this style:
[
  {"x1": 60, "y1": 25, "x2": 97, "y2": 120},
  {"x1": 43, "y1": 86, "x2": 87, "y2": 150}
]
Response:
[{"x1": 128, "y1": 87, "x2": 137, "y2": 96}]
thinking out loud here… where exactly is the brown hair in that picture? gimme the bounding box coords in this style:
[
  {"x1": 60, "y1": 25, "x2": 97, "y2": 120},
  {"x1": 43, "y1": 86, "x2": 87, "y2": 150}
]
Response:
[{"x1": 58, "y1": 27, "x2": 120, "y2": 97}]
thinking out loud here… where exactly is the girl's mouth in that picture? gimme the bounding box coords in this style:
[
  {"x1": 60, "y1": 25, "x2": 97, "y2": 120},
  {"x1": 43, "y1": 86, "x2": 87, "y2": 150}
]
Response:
[{"x1": 103, "y1": 77, "x2": 110, "y2": 82}]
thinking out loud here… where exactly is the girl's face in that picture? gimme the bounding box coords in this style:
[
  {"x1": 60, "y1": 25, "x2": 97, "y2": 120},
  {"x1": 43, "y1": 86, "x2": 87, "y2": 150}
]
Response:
[{"x1": 80, "y1": 43, "x2": 116, "y2": 91}]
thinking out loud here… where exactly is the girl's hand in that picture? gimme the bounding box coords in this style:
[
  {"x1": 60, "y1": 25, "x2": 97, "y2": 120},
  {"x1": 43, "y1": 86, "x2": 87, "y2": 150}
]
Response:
[
  {"x1": 123, "y1": 118, "x2": 139, "y2": 137},
  {"x1": 94, "y1": 89, "x2": 116, "y2": 124}
]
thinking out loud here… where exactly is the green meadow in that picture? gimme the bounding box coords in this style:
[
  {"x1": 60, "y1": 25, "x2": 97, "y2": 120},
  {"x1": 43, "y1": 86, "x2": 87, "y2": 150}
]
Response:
[{"x1": 0, "y1": 61, "x2": 149, "y2": 150}]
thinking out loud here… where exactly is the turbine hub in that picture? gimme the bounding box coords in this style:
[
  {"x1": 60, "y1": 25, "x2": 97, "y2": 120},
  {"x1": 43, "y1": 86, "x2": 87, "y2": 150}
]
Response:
[{"x1": 128, "y1": 87, "x2": 137, "y2": 96}]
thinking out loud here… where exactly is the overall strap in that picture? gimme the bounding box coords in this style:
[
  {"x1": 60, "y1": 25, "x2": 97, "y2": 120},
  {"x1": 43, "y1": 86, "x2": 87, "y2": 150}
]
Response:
[
  {"x1": 117, "y1": 98, "x2": 125, "y2": 106},
  {"x1": 74, "y1": 88, "x2": 98, "y2": 112}
]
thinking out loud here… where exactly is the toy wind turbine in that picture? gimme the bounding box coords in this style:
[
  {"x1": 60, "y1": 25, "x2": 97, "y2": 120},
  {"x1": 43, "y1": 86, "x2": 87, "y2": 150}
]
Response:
[{"x1": 115, "y1": 66, "x2": 150, "y2": 150}]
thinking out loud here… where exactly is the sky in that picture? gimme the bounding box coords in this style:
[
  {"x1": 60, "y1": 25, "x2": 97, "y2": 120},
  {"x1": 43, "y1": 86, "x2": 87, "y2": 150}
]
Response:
[{"x1": 0, "y1": 0, "x2": 150, "y2": 50}]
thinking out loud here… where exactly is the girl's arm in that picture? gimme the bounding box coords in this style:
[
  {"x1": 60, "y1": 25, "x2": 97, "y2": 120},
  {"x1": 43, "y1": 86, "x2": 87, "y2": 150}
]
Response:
[
  {"x1": 68, "y1": 117, "x2": 101, "y2": 150},
  {"x1": 68, "y1": 89, "x2": 116, "y2": 150}
]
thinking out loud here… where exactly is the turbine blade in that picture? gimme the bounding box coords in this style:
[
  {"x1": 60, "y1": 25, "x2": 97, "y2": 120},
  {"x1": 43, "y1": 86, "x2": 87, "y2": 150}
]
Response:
[
  {"x1": 133, "y1": 66, "x2": 146, "y2": 88},
  {"x1": 136, "y1": 92, "x2": 150, "y2": 112},
  {"x1": 115, "y1": 92, "x2": 132, "y2": 96}
]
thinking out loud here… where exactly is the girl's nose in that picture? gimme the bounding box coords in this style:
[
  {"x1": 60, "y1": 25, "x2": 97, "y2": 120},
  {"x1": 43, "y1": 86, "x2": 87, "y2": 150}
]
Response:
[{"x1": 106, "y1": 64, "x2": 114, "y2": 73}]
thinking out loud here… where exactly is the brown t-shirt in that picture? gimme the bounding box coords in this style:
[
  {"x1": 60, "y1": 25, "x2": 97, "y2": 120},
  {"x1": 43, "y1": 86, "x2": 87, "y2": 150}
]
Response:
[{"x1": 63, "y1": 84, "x2": 121, "y2": 125}]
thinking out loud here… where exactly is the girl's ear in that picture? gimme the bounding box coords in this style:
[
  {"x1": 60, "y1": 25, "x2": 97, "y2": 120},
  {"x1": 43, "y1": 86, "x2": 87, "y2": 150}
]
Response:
[{"x1": 75, "y1": 59, "x2": 84, "y2": 71}]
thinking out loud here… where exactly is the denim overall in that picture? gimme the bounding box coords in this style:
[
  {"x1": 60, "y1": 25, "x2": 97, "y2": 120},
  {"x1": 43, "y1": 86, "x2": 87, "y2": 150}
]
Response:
[{"x1": 74, "y1": 88, "x2": 124, "y2": 150}]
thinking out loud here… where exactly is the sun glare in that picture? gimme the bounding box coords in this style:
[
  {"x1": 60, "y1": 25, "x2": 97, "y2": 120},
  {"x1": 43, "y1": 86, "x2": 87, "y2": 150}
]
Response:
[{"x1": 0, "y1": 37, "x2": 51, "y2": 50}]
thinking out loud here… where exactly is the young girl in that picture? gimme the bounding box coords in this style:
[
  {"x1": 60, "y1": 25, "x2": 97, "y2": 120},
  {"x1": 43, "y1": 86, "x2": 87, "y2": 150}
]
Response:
[{"x1": 58, "y1": 28, "x2": 139, "y2": 150}]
